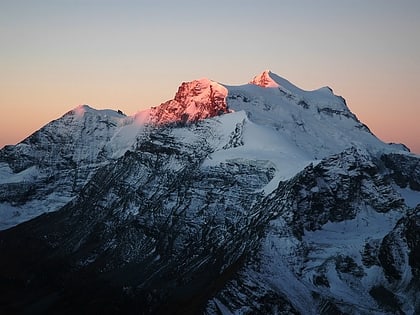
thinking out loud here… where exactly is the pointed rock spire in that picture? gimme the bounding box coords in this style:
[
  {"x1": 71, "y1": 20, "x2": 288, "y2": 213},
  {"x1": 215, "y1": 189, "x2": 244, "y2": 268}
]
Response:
[
  {"x1": 249, "y1": 70, "x2": 279, "y2": 88},
  {"x1": 150, "y1": 78, "x2": 229, "y2": 125}
]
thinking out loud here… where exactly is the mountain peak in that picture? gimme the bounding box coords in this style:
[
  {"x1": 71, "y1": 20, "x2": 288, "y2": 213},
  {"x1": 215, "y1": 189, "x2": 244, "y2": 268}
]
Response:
[
  {"x1": 249, "y1": 70, "x2": 279, "y2": 88},
  {"x1": 67, "y1": 104, "x2": 128, "y2": 120},
  {"x1": 150, "y1": 78, "x2": 229, "y2": 125},
  {"x1": 70, "y1": 104, "x2": 90, "y2": 117}
]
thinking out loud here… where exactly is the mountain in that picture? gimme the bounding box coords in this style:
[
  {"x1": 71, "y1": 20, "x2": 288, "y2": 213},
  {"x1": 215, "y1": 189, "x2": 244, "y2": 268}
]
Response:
[{"x1": 0, "y1": 70, "x2": 419, "y2": 314}]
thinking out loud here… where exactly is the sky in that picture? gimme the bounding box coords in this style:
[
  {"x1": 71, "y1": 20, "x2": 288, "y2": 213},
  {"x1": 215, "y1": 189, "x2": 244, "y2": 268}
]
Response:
[{"x1": 1, "y1": 0, "x2": 419, "y2": 153}]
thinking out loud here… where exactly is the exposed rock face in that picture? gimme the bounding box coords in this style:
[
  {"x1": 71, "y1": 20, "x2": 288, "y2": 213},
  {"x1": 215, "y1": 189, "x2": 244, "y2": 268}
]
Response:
[
  {"x1": 207, "y1": 149, "x2": 418, "y2": 315},
  {"x1": 382, "y1": 153, "x2": 420, "y2": 190},
  {"x1": 0, "y1": 71, "x2": 419, "y2": 314},
  {"x1": 150, "y1": 78, "x2": 229, "y2": 125},
  {"x1": 263, "y1": 147, "x2": 405, "y2": 239}
]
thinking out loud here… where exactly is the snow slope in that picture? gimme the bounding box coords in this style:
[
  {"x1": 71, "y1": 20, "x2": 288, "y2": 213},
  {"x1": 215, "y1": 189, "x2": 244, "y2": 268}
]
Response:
[{"x1": 228, "y1": 70, "x2": 404, "y2": 159}]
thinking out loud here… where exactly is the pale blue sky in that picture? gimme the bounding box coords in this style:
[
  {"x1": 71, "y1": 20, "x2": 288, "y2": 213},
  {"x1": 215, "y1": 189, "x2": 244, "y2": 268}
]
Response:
[{"x1": 1, "y1": 0, "x2": 419, "y2": 152}]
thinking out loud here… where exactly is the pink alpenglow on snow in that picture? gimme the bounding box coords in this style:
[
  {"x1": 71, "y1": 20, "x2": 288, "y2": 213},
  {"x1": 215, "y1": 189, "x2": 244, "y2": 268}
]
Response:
[
  {"x1": 250, "y1": 70, "x2": 280, "y2": 88},
  {"x1": 150, "y1": 78, "x2": 230, "y2": 125},
  {"x1": 92, "y1": 78, "x2": 230, "y2": 128},
  {"x1": 73, "y1": 104, "x2": 87, "y2": 117}
]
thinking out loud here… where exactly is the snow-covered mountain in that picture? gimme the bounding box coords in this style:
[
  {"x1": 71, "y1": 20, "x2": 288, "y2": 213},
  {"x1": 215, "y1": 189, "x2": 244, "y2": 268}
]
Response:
[{"x1": 0, "y1": 70, "x2": 419, "y2": 314}]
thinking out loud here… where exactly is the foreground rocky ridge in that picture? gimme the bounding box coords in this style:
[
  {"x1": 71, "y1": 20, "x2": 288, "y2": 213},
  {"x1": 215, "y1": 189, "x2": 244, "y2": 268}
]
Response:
[
  {"x1": 207, "y1": 148, "x2": 420, "y2": 314},
  {"x1": 0, "y1": 71, "x2": 419, "y2": 314}
]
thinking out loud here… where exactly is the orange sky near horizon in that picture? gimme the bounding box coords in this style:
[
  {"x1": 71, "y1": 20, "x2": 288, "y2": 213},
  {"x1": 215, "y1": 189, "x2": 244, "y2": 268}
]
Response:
[{"x1": 1, "y1": 0, "x2": 419, "y2": 154}]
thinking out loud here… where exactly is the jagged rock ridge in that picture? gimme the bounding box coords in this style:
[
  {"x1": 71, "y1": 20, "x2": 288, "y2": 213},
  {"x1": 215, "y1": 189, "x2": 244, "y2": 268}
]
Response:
[{"x1": 150, "y1": 78, "x2": 229, "y2": 125}]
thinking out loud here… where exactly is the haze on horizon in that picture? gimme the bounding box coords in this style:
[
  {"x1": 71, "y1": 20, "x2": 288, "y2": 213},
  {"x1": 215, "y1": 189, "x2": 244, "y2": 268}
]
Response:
[{"x1": 1, "y1": 0, "x2": 419, "y2": 153}]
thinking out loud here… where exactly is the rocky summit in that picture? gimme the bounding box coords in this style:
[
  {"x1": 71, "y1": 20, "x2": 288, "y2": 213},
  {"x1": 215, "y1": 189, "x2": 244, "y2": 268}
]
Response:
[{"x1": 0, "y1": 71, "x2": 419, "y2": 314}]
